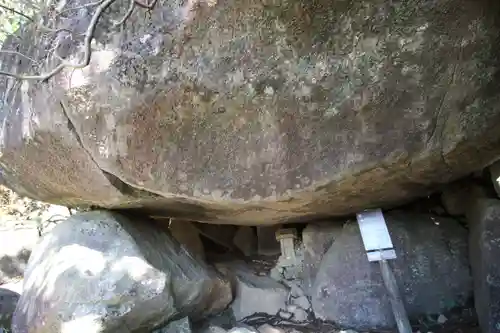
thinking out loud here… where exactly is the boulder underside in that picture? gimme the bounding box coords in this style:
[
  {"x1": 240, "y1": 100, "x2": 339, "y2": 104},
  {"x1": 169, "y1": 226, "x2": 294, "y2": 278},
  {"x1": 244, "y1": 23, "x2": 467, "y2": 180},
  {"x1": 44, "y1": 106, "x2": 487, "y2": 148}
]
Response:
[{"x1": 0, "y1": 0, "x2": 500, "y2": 224}]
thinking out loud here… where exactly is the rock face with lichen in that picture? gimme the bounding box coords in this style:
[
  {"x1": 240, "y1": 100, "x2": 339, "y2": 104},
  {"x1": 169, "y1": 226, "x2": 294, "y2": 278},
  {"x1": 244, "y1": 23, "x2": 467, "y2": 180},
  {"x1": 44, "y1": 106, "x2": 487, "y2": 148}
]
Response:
[{"x1": 0, "y1": 0, "x2": 500, "y2": 225}]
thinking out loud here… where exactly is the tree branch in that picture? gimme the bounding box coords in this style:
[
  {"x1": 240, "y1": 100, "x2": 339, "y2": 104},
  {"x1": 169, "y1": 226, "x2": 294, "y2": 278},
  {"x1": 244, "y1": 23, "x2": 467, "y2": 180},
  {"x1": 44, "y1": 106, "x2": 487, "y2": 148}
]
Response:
[
  {"x1": 0, "y1": 0, "x2": 118, "y2": 81},
  {"x1": 0, "y1": 3, "x2": 34, "y2": 22},
  {"x1": 38, "y1": 26, "x2": 76, "y2": 35},
  {"x1": 134, "y1": 0, "x2": 158, "y2": 10},
  {"x1": 113, "y1": 0, "x2": 135, "y2": 26},
  {"x1": 0, "y1": 50, "x2": 38, "y2": 63},
  {"x1": 0, "y1": 0, "x2": 160, "y2": 82}
]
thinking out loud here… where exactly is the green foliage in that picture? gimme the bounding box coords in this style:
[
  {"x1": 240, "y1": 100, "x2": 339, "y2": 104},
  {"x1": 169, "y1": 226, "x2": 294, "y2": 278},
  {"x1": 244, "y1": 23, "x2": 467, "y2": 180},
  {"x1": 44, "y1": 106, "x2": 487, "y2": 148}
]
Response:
[{"x1": 0, "y1": 0, "x2": 38, "y2": 47}]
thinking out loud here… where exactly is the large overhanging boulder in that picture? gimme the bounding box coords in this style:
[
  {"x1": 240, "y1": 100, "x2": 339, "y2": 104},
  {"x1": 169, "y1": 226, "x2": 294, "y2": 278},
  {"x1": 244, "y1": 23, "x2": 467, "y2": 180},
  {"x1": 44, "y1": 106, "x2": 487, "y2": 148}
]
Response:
[{"x1": 0, "y1": 0, "x2": 499, "y2": 225}]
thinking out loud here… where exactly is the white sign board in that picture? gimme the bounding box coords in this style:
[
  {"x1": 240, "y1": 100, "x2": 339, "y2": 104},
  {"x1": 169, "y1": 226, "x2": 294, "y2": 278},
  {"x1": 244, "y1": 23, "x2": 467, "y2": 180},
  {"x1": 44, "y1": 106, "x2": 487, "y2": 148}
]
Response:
[{"x1": 356, "y1": 209, "x2": 396, "y2": 261}]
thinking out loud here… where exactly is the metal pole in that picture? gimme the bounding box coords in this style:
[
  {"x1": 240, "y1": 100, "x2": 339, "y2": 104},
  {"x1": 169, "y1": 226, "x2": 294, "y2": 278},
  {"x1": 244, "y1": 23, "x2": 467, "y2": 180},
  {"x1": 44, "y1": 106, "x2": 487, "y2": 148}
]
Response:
[{"x1": 379, "y1": 259, "x2": 412, "y2": 333}]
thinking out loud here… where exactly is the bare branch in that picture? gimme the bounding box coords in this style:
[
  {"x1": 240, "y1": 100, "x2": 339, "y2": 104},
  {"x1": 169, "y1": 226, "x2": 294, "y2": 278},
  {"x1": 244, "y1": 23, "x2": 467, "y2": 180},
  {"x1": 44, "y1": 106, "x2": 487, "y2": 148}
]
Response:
[
  {"x1": 134, "y1": 0, "x2": 158, "y2": 9},
  {"x1": 0, "y1": 0, "x2": 161, "y2": 81},
  {"x1": 0, "y1": 50, "x2": 39, "y2": 63},
  {"x1": 113, "y1": 0, "x2": 135, "y2": 26},
  {"x1": 0, "y1": 0, "x2": 118, "y2": 81},
  {"x1": 38, "y1": 26, "x2": 74, "y2": 35},
  {"x1": 52, "y1": 49, "x2": 66, "y2": 62},
  {"x1": 0, "y1": 3, "x2": 34, "y2": 22}
]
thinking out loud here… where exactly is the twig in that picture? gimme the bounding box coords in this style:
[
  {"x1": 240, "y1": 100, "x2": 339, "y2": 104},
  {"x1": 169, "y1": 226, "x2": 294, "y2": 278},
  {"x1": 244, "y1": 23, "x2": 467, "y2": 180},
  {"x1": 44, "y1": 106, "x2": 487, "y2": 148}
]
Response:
[
  {"x1": 134, "y1": 0, "x2": 158, "y2": 9},
  {"x1": 0, "y1": 50, "x2": 39, "y2": 63},
  {"x1": 113, "y1": 0, "x2": 136, "y2": 26},
  {"x1": 38, "y1": 26, "x2": 75, "y2": 35},
  {"x1": 0, "y1": 0, "x2": 118, "y2": 81},
  {"x1": 0, "y1": 3, "x2": 34, "y2": 22},
  {"x1": 52, "y1": 49, "x2": 66, "y2": 62},
  {"x1": 0, "y1": 0, "x2": 159, "y2": 81}
]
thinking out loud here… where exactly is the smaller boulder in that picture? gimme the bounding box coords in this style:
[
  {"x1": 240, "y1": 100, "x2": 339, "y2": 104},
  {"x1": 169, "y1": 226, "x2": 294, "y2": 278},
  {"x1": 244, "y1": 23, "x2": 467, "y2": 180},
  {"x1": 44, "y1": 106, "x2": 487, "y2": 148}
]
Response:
[
  {"x1": 301, "y1": 222, "x2": 343, "y2": 293},
  {"x1": 257, "y1": 324, "x2": 285, "y2": 333},
  {"x1": 228, "y1": 327, "x2": 259, "y2": 333},
  {"x1": 153, "y1": 317, "x2": 191, "y2": 333},
  {"x1": 169, "y1": 220, "x2": 205, "y2": 260},
  {"x1": 467, "y1": 199, "x2": 500, "y2": 333},
  {"x1": 0, "y1": 280, "x2": 23, "y2": 295},
  {"x1": 0, "y1": 287, "x2": 19, "y2": 332},
  {"x1": 441, "y1": 181, "x2": 487, "y2": 216},
  {"x1": 11, "y1": 211, "x2": 232, "y2": 333},
  {"x1": 217, "y1": 262, "x2": 288, "y2": 320},
  {"x1": 312, "y1": 212, "x2": 472, "y2": 330},
  {"x1": 285, "y1": 304, "x2": 308, "y2": 322},
  {"x1": 199, "y1": 325, "x2": 228, "y2": 333},
  {"x1": 283, "y1": 280, "x2": 305, "y2": 298},
  {"x1": 291, "y1": 295, "x2": 310, "y2": 310}
]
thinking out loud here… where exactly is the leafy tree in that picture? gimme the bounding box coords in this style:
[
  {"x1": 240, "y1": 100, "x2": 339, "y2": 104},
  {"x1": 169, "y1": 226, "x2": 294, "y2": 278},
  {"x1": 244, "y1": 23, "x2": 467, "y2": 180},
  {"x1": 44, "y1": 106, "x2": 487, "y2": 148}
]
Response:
[{"x1": 0, "y1": 0, "x2": 38, "y2": 46}]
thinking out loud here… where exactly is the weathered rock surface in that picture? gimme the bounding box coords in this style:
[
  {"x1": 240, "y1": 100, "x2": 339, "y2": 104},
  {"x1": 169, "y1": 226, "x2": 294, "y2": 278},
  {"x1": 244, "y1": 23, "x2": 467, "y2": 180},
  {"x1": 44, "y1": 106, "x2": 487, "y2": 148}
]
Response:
[
  {"x1": 229, "y1": 327, "x2": 259, "y2": 333},
  {"x1": 467, "y1": 199, "x2": 500, "y2": 333},
  {"x1": 291, "y1": 295, "x2": 310, "y2": 311},
  {"x1": 1, "y1": 0, "x2": 500, "y2": 224},
  {"x1": 217, "y1": 262, "x2": 288, "y2": 320},
  {"x1": 0, "y1": 287, "x2": 19, "y2": 332},
  {"x1": 169, "y1": 220, "x2": 205, "y2": 260},
  {"x1": 258, "y1": 324, "x2": 285, "y2": 333},
  {"x1": 312, "y1": 212, "x2": 472, "y2": 330},
  {"x1": 301, "y1": 222, "x2": 343, "y2": 293},
  {"x1": 200, "y1": 325, "x2": 229, "y2": 333},
  {"x1": 11, "y1": 211, "x2": 232, "y2": 333},
  {"x1": 284, "y1": 304, "x2": 308, "y2": 322},
  {"x1": 440, "y1": 181, "x2": 488, "y2": 216},
  {"x1": 153, "y1": 317, "x2": 192, "y2": 333}
]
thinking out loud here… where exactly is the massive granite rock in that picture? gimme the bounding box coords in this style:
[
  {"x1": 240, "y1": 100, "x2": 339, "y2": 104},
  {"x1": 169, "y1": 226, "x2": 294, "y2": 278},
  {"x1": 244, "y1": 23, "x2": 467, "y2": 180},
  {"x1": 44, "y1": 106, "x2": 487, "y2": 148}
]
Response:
[{"x1": 0, "y1": 0, "x2": 500, "y2": 224}]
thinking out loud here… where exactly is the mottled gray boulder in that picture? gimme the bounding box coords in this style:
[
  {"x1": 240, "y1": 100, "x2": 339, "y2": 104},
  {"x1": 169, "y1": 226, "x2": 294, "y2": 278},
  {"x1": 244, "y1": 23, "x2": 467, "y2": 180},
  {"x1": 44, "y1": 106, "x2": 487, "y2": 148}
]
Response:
[
  {"x1": 301, "y1": 222, "x2": 343, "y2": 294},
  {"x1": 311, "y1": 212, "x2": 472, "y2": 330},
  {"x1": 0, "y1": 287, "x2": 19, "y2": 332},
  {"x1": 1, "y1": 0, "x2": 500, "y2": 224},
  {"x1": 440, "y1": 181, "x2": 488, "y2": 216},
  {"x1": 199, "y1": 325, "x2": 229, "y2": 333},
  {"x1": 467, "y1": 199, "x2": 500, "y2": 333},
  {"x1": 216, "y1": 262, "x2": 288, "y2": 320},
  {"x1": 11, "y1": 211, "x2": 232, "y2": 333},
  {"x1": 153, "y1": 317, "x2": 192, "y2": 333},
  {"x1": 169, "y1": 220, "x2": 205, "y2": 260}
]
